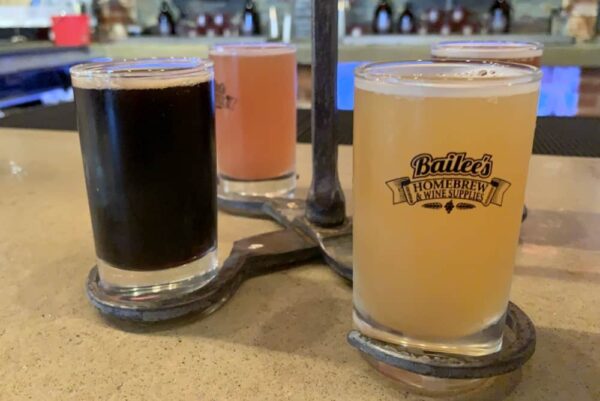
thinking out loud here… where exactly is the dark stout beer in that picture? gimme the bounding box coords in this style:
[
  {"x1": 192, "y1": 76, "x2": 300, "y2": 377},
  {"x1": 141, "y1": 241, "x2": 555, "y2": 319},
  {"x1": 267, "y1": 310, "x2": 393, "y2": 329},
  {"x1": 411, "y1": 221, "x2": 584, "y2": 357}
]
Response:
[{"x1": 72, "y1": 60, "x2": 216, "y2": 272}]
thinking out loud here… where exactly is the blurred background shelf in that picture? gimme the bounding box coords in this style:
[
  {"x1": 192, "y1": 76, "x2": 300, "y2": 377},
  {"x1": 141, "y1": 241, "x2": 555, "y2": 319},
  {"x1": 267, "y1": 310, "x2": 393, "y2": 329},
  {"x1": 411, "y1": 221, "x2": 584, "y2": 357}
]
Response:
[
  {"x1": 0, "y1": 0, "x2": 599, "y2": 148},
  {"x1": 83, "y1": 36, "x2": 600, "y2": 66},
  {"x1": 2, "y1": 35, "x2": 599, "y2": 66}
]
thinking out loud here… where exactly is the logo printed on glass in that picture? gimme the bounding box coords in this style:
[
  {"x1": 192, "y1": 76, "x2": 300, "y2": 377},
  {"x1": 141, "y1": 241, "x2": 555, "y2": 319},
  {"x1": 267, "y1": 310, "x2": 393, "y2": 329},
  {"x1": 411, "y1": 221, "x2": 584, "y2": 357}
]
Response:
[
  {"x1": 215, "y1": 82, "x2": 237, "y2": 110},
  {"x1": 386, "y1": 152, "x2": 511, "y2": 214}
]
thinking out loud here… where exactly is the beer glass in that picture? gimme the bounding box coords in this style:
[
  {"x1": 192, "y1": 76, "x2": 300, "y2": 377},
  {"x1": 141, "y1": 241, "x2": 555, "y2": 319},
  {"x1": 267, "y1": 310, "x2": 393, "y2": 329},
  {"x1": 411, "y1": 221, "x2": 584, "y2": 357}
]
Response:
[
  {"x1": 431, "y1": 40, "x2": 543, "y2": 67},
  {"x1": 432, "y1": 41, "x2": 544, "y2": 223},
  {"x1": 353, "y1": 61, "x2": 541, "y2": 357},
  {"x1": 71, "y1": 58, "x2": 218, "y2": 302},
  {"x1": 210, "y1": 43, "x2": 297, "y2": 199}
]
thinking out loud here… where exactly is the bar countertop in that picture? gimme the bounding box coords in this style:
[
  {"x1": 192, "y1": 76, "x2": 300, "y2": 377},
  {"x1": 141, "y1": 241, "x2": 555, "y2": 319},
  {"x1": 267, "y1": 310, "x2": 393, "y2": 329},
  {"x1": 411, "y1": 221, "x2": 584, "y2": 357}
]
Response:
[{"x1": 0, "y1": 128, "x2": 599, "y2": 400}]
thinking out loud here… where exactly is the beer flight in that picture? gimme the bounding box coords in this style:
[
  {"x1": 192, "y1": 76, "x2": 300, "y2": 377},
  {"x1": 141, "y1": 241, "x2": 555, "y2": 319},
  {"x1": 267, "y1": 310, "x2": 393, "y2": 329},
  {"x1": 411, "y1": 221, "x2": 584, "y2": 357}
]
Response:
[{"x1": 71, "y1": 41, "x2": 542, "y2": 386}]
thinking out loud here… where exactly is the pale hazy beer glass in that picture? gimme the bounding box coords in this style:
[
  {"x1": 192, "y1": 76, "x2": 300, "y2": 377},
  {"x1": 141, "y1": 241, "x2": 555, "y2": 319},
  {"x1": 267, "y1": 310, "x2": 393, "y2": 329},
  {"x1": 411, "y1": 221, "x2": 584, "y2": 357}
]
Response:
[
  {"x1": 353, "y1": 61, "x2": 541, "y2": 356},
  {"x1": 431, "y1": 41, "x2": 543, "y2": 66},
  {"x1": 210, "y1": 43, "x2": 297, "y2": 199}
]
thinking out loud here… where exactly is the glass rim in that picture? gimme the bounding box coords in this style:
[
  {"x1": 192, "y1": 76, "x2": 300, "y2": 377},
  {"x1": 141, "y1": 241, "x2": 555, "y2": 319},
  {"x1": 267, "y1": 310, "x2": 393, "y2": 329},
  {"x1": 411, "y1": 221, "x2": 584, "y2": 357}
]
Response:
[
  {"x1": 354, "y1": 60, "x2": 542, "y2": 89},
  {"x1": 209, "y1": 42, "x2": 296, "y2": 57},
  {"x1": 70, "y1": 57, "x2": 213, "y2": 80},
  {"x1": 431, "y1": 40, "x2": 544, "y2": 59}
]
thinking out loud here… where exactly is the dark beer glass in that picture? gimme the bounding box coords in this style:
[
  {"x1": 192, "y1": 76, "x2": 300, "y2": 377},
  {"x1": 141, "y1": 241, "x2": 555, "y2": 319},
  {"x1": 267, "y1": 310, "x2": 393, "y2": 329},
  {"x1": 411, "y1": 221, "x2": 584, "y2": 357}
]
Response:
[{"x1": 71, "y1": 58, "x2": 218, "y2": 301}]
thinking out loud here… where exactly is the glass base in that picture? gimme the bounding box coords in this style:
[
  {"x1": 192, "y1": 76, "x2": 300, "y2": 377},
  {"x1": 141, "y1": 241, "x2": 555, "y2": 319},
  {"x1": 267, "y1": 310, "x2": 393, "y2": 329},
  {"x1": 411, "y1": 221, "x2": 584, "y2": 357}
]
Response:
[
  {"x1": 362, "y1": 354, "x2": 494, "y2": 397},
  {"x1": 353, "y1": 308, "x2": 504, "y2": 357},
  {"x1": 97, "y1": 249, "x2": 218, "y2": 302},
  {"x1": 218, "y1": 173, "x2": 295, "y2": 199}
]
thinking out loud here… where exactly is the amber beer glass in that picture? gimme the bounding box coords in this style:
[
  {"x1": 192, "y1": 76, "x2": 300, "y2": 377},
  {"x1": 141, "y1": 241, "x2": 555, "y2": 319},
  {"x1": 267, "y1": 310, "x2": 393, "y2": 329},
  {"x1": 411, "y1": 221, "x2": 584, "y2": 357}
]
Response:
[
  {"x1": 353, "y1": 61, "x2": 541, "y2": 356},
  {"x1": 431, "y1": 40, "x2": 543, "y2": 66},
  {"x1": 210, "y1": 43, "x2": 297, "y2": 198}
]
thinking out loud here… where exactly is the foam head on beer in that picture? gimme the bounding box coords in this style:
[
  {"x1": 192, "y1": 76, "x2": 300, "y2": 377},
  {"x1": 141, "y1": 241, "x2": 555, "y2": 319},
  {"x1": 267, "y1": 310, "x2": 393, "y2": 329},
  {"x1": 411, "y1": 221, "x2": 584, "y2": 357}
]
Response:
[
  {"x1": 209, "y1": 43, "x2": 296, "y2": 57},
  {"x1": 355, "y1": 62, "x2": 540, "y2": 97},
  {"x1": 352, "y1": 61, "x2": 541, "y2": 356},
  {"x1": 71, "y1": 59, "x2": 213, "y2": 90}
]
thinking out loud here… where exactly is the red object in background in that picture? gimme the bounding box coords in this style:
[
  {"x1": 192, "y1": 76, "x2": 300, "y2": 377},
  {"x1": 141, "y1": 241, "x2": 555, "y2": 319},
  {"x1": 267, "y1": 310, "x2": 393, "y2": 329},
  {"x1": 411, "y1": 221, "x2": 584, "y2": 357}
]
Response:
[{"x1": 51, "y1": 15, "x2": 91, "y2": 47}]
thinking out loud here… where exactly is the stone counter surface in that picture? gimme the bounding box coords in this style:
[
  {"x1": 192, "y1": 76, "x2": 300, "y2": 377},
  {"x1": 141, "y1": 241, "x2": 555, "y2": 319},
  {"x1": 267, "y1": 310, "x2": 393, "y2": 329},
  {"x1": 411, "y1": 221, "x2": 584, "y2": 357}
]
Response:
[{"x1": 0, "y1": 128, "x2": 599, "y2": 401}]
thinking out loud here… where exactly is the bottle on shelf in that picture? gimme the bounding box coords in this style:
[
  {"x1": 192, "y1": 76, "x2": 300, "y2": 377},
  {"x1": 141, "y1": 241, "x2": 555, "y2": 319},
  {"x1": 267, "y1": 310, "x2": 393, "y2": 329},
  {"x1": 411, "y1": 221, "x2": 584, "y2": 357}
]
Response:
[
  {"x1": 213, "y1": 13, "x2": 229, "y2": 36},
  {"x1": 440, "y1": 0, "x2": 453, "y2": 35},
  {"x1": 397, "y1": 2, "x2": 417, "y2": 34},
  {"x1": 549, "y1": 7, "x2": 568, "y2": 36},
  {"x1": 157, "y1": 1, "x2": 176, "y2": 36},
  {"x1": 450, "y1": 4, "x2": 470, "y2": 34},
  {"x1": 418, "y1": 11, "x2": 428, "y2": 34},
  {"x1": 176, "y1": 12, "x2": 197, "y2": 37},
  {"x1": 425, "y1": 7, "x2": 444, "y2": 34},
  {"x1": 480, "y1": 13, "x2": 490, "y2": 34},
  {"x1": 268, "y1": 6, "x2": 280, "y2": 40},
  {"x1": 372, "y1": 0, "x2": 394, "y2": 34},
  {"x1": 90, "y1": 0, "x2": 101, "y2": 34},
  {"x1": 461, "y1": 14, "x2": 476, "y2": 35},
  {"x1": 489, "y1": 0, "x2": 511, "y2": 33},
  {"x1": 240, "y1": 0, "x2": 261, "y2": 36},
  {"x1": 196, "y1": 13, "x2": 212, "y2": 36}
]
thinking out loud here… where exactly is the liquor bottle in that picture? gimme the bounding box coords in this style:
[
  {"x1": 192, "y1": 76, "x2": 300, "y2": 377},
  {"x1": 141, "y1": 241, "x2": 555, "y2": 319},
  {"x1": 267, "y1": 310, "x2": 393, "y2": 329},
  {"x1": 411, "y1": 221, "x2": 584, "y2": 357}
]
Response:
[
  {"x1": 240, "y1": 0, "x2": 261, "y2": 36},
  {"x1": 397, "y1": 2, "x2": 417, "y2": 34},
  {"x1": 489, "y1": 0, "x2": 511, "y2": 33},
  {"x1": 450, "y1": 4, "x2": 469, "y2": 33},
  {"x1": 157, "y1": 1, "x2": 176, "y2": 36},
  {"x1": 196, "y1": 13, "x2": 211, "y2": 36},
  {"x1": 90, "y1": 0, "x2": 101, "y2": 32},
  {"x1": 213, "y1": 13, "x2": 228, "y2": 36},
  {"x1": 440, "y1": 0, "x2": 453, "y2": 35},
  {"x1": 176, "y1": 12, "x2": 197, "y2": 37},
  {"x1": 549, "y1": 7, "x2": 568, "y2": 36},
  {"x1": 418, "y1": 11, "x2": 428, "y2": 34},
  {"x1": 425, "y1": 7, "x2": 444, "y2": 33},
  {"x1": 372, "y1": 0, "x2": 393, "y2": 34}
]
